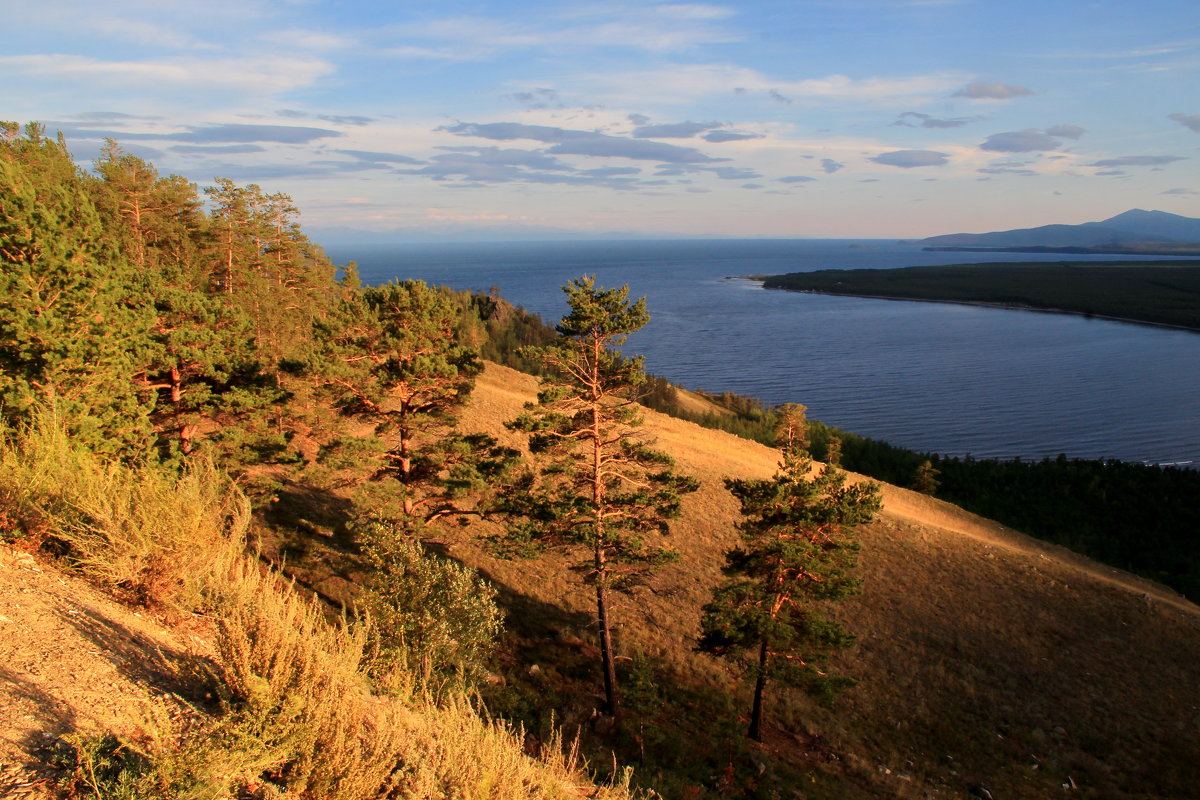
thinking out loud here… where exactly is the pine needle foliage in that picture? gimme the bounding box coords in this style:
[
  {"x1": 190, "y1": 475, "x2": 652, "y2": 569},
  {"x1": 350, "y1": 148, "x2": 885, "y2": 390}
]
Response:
[
  {"x1": 317, "y1": 280, "x2": 518, "y2": 529},
  {"x1": 699, "y1": 431, "x2": 881, "y2": 741},
  {"x1": 502, "y1": 276, "x2": 698, "y2": 723}
]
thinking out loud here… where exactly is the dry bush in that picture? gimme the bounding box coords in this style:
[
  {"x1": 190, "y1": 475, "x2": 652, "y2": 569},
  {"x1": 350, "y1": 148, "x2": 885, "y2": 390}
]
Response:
[
  {"x1": 5, "y1": 411, "x2": 635, "y2": 799},
  {"x1": 0, "y1": 410, "x2": 248, "y2": 610}
]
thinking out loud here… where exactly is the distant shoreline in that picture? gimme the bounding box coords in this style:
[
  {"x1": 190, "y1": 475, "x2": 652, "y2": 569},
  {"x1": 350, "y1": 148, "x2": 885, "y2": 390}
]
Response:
[
  {"x1": 740, "y1": 261, "x2": 1200, "y2": 333},
  {"x1": 749, "y1": 282, "x2": 1200, "y2": 333},
  {"x1": 923, "y1": 245, "x2": 1200, "y2": 257}
]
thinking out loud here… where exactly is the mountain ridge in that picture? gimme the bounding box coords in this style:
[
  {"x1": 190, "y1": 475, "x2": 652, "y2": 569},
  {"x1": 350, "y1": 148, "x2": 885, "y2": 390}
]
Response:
[{"x1": 922, "y1": 209, "x2": 1200, "y2": 248}]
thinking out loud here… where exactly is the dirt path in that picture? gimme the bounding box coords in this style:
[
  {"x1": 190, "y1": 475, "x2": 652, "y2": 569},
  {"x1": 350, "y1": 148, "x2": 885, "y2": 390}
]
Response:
[{"x1": 0, "y1": 545, "x2": 204, "y2": 797}]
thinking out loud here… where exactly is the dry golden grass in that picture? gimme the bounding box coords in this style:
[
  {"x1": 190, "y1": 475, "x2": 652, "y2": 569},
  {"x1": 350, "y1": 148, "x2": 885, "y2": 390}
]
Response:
[
  {"x1": 453, "y1": 363, "x2": 1200, "y2": 799},
  {"x1": 0, "y1": 413, "x2": 642, "y2": 800}
]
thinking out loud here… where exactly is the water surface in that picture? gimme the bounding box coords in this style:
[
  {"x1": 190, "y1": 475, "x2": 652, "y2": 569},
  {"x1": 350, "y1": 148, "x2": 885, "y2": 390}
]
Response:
[{"x1": 327, "y1": 239, "x2": 1200, "y2": 466}]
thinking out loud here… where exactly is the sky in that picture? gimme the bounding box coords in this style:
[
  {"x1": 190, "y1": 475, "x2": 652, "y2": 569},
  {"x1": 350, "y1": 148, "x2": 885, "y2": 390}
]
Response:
[{"x1": 6, "y1": 0, "x2": 1200, "y2": 240}]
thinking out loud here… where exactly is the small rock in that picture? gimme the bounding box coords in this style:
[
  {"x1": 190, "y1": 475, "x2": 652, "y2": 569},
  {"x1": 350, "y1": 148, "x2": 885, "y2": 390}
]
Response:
[{"x1": 967, "y1": 783, "x2": 994, "y2": 800}]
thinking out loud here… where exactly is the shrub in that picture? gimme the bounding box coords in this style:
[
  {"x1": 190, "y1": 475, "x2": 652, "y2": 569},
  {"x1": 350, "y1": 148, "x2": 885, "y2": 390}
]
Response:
[
  {"x1": 0, "y1": 409, "x2": 247, "y2": 610},
  {"x1": 357, "y1": 520, "x2": 504, "y2": 696}
]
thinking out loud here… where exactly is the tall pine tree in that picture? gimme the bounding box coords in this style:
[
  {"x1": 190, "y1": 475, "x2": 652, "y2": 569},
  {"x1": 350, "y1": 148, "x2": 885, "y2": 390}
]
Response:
[
  {"x1": 0, "y1": 123, "x2": 154, "y2": 455},
  {"x1": 502, "y1": 276, "x2": 698, "y2": 723},
  {"x1": 699, "y1": 417, "x2": 881, "y2": 741},
  {"x1": 318, "y1": 280, "x2": 515, "y2": 528}
]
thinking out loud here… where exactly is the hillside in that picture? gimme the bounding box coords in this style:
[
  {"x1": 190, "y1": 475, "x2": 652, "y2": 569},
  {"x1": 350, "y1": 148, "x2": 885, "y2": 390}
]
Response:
[
  {"x1": 286, "y1": 362, "x2": 1200, "y2": 798},
  {"x1": 3, "y1": 362, "x2": 1199, "y2": 798}
]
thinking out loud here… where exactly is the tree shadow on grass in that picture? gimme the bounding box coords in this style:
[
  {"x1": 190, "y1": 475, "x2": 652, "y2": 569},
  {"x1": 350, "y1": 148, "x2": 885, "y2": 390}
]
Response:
[{"x1": 53, "y1": 604, "x2": 216, "y2": 705}]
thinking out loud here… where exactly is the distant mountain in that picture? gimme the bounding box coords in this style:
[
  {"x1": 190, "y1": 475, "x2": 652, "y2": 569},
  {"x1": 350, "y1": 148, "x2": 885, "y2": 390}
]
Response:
[{"x1": 922, "y1": 209, "x2": 1200, "y2": 248}]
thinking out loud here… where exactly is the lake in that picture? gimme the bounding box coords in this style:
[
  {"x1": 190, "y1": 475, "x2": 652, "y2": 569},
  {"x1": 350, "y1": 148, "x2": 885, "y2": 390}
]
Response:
[{"x1": 325, "y1": 239, "x2": 1200, "y2": 466}]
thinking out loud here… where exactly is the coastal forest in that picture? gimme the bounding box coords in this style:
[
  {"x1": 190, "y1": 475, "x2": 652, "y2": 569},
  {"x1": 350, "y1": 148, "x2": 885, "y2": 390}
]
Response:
[
  {"x1": 4, "y1": 122, "x2": 1200, "y2": 800},
  {"x1": 759, "y1": 261, "x2": 1200, "y2": 331}
]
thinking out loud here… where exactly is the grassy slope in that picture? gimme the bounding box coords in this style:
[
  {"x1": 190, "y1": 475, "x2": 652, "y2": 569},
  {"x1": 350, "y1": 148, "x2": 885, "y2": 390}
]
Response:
[
  {"x1": 455, "y1": 363, "x2": 1200, "y2": 799},
  {"x1": 5, "y1": 364, "x2": 1198, "y2": 798}
]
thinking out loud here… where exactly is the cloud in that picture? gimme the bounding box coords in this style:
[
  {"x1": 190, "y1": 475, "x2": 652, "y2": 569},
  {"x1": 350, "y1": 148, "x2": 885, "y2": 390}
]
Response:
[
  {"x1": 1161, "y1": 187, "x2": 1199, "y2": 196},
  {"x1": 702, "y1": 130, "x2": 762, "y2": 143},
  {"x1": 977, "y1": 167, "x2": 1038, "y2": 176},
  {"x1": 980, "y1": 129, "x2": 1062, "y2": 152},
  {"x1": 67, "y1": 111, "x2": 160, "y2": 122},
  {"x1": 441, "y1": 121, "x2": 723, "y2": 163},
  {"x1": 168, "y1": 124, "x2": 343, "y2": 144},
  {"x1": 1045, "y1": 124, "x2": 1086, "y2": 140},
  {"x1": 893, "y1": 111, "x2": 980, "y2": 129},
  {"x1": 279, "y1": 110, "x2": 375, "y2": 127},
  {"x1": 391, "y1": 144, "x2": 647, "y2": 189},
  {"x1": 1085, "y1": 155, "x2": 1187, "y2": 167},
  {"x1": 871, "y1": 149, "x2": 949, "y2": 168},
  {"x1": 741, "y1": 183, "x2": 763, "y2": 189},
  {"x1": 708, "y1": 166, "x2": 762, "y2": 180},
  {"x1": 632, "y1": 120, "x2": 722, "y2": 138},
  {"x1": 1095, "y1": 170, "x2": 1126, "y2": 176},
  {"x1": 1168, "y1": 112, "x2": 1200, "y2": 133},
  {"x1": 953, "y1": 81, "x2": 1034, "y2": 100},
  {"x1": 40, "y1": 123, "x2": 342, "y2": 145},
  {"x1": 170, "y1": 144, "x2": 266, "y2": 154},
  {"x1": 0, "y1": 54, "x2": 333, "y2": 95},
  {"x1": 389, "y1": 7, "x2": 740, "y2": 61},
  {"x1": 588, "y1": 65, "x2": 967, "y2": 108},
  {"x1": 778, "y1": 175, "x2": 816, "y2": 184},
  {"x1": 821, "y1": 158, "x2": 844, "y2": 173},
  {"x1": 333, "y1": 149, "x2": 425, "y2": 165},
  {"x1": 434, "y1": 146, "x2": 573, "y2": 171},
  {"x1": 512, "y1": 88, "x2": 563, "y2": 109}
]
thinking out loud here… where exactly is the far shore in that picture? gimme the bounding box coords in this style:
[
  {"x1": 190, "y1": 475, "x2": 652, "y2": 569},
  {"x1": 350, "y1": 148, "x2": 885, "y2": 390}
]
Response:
[{"x1": 737, "y1": 277, "x2": 1200, "y2": 334}]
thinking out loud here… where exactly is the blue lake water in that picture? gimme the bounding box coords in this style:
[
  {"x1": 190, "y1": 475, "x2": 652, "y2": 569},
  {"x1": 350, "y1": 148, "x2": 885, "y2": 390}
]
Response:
[{"x1": 325, "y1": 239, "x2": 1200, "y2": 466}]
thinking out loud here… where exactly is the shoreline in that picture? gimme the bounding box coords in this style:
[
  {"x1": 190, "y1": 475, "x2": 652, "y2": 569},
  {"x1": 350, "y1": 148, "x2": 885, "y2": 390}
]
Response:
[{"x1": 737, "y1": 278, "x2": 1200, "y2": 334}]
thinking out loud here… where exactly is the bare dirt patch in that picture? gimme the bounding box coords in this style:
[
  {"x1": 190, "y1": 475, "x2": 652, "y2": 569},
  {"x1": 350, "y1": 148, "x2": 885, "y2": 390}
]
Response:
[{"x1": 0, "y1": 546, "x2": 209, "y2": 797}]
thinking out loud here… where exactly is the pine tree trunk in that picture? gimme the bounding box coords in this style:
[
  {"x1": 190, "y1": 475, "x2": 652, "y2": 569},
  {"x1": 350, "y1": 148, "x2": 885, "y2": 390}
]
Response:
[
  {"x1": 595, "y1": 562, "x2": 621, "y2": 724},
  {"x1": 170, "y1": 365, "x2": 193, "y2": 456},
  {"x1": 749, "y1": 639, "x2": 769, "y2": 741}
]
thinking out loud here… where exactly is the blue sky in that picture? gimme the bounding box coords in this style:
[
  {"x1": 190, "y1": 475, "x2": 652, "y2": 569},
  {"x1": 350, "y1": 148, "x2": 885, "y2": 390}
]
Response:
[{"x1": 6, "y1": 0, "x2": 1199, "y2": 239}]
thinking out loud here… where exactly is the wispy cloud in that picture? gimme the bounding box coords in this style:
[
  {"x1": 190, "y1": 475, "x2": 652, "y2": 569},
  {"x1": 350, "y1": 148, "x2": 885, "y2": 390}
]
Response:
[
  {"x1": 632, "y1": 120, "x2": 723, "y2": 138},
  {"x1": 980, "y1": 129, "x2": 1062, "y2": 152},
  {"x1": 952, "y1": 81, "x2": 1034, "y2": 100},
  {"x1": 381, "y1": 6, "x2": 740, "y2": 61},
  {"x1": 893, "y1": 111, "x2": 982, "y2": 129},
  {"x1": 872, "y1": 149, "x2": 949, "y2": 167},
  {"x1": 1168, "y1": 112, "x2": 1200, "y2": 133},
  {"x1": 1085, "y1": 155, "x2": 1187, "y2": 167},
  {"x1": 0, "y1": 54, "x2": 333, "y2": 94},
  {"x1": 441, "y1": 121, "x2": 724, "y2": 163},
  {"x1": 587, "y1": 64, "x2": 968, "y2": 107}
]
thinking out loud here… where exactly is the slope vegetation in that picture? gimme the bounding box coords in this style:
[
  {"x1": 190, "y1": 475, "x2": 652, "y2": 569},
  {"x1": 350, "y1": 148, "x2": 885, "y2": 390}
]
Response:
[{"x1": 454, "y1": 363, "x2": 1200, "y2": 799}]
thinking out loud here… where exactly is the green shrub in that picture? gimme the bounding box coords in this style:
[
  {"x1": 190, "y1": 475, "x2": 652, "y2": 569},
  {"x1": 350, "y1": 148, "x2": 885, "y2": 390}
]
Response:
[{"x1": 357, "y1": 520, "x2": 504, "y2": 696}]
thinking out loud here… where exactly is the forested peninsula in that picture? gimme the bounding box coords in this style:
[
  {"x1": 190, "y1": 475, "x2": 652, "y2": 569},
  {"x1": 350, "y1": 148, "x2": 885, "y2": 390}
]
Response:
[{"x1": 758, "y1": 261, "x2": 1200, "y2": 331}]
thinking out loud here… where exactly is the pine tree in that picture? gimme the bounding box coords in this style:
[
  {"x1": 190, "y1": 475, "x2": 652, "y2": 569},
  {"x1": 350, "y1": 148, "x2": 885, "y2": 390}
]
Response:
[
  {"x1": 912, "y1": 459, "x2": 941, "y2": 495},
  {"x1": 502, "y1": 276, "x2": 698, "y2": 723},
  {"x1": 318, "y1": 280, "x2": 515, "y2": 527},
  {"x1": 0, "y1": 123, "x2": 155, "y2": 455},
  {"x1": 699, "y1": 416, "x2": 881, "y2": 741},
  {"x1": 91, "y1": 147, "x2": 282, "y2": 462}
]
